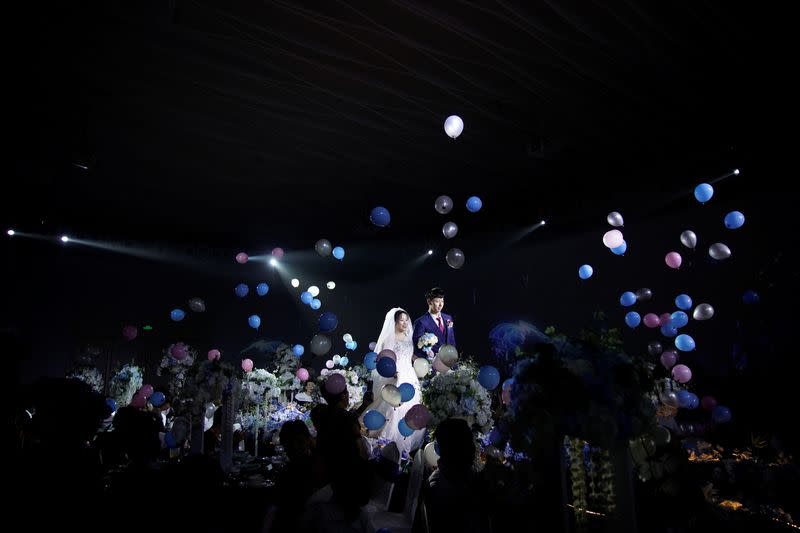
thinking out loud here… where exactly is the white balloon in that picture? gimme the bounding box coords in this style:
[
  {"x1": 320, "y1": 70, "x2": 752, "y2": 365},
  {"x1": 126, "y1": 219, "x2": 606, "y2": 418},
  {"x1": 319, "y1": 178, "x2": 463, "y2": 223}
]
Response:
[
  {"x1": 708, "y1": 243, "x2": 731, "y2": 260},
  {"x1": 381, "y1": 384, "x2": 402, "y2": 407},
  {"x1": 343, "y1": 333, "x2": 353, "y2": 343},
  {"x1": 444, "y1": 115, "x2": 464, "y2": 139},
  {"x1": 602, "y1": 229, "x2": 624, "y2": 249},
  {"x1": 326, "y1": 281, "x2": 336, "y2": 290},
  {"x1": 680, "y1": 230, "x2": 697, "y2": 249},
  {"x1": 333, "y1": 355, "x2": 341, "y2": 364},
  {"x1": 291, "y1": 278, "x2": 300, "y2": 288},
  {"x1": 308, "y1": 285, "x2": 320, "y2": 297},
  {"x1": 413, "y1": 357, "x2": 431, "y2": 378},
  {"x1": 424, "y1": 442, "x2": 440, "y2": 468},
  {"x1": 607, "y1": 211, "x2": 624, "y2": 227}
]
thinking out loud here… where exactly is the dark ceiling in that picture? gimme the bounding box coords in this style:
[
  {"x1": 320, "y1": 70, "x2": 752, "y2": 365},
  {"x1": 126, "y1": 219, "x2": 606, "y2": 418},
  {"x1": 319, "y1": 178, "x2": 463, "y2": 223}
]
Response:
[{"x1": 9, "y1": 0, "x2": 767, "y2": 248}]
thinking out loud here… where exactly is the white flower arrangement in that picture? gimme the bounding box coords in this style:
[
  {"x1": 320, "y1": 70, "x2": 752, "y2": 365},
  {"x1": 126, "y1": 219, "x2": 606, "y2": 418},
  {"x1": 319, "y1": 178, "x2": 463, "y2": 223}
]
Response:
[
  {"x1": 67, "y1": 366, "x2": 104, "y2": 394},
  {"x1": 272, "y1": 344, "x2": 303, "y2": 393},
  {"x1": 318, "y1": 364, "x2": 369, "y2": 410},
  {"x1": 109, "y1": 363, "x2": 144, "y2": 407},
  {"x1": 417, "y1": 333, "x2": 438, "y2": 358},
  {"x1": 241, "y1": 368, "x2": 280, "y2": 407},
  {"x1": 422, "y1": 363, "x2": 493, "y2": 434},
  {"x1": 157, "y1": 343, "x2": 197, "y2": 399}
]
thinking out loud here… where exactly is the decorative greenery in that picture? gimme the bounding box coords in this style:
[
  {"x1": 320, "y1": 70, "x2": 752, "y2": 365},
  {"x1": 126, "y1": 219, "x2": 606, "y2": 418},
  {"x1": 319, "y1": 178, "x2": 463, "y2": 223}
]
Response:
[
  {"x1": 156, "y1": 343, "x2": 197, "y2": 399},
  {"x1": 178, "y1": 359, "x2": 236, "y2": 417},
  {"x1": 67, "y1": 366, "x2": 104, "y2": 394},
  {"x1": 421, "y1": 361, "x2": 493, "y2": 434},
  {"x1": 109, "y1": 363, "x2": 143, "y2": 407}
]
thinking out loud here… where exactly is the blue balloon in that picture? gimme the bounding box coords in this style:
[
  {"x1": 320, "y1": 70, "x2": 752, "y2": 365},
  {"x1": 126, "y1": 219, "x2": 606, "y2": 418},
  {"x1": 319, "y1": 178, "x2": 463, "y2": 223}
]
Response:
[
  {"x1": 339, "y1": 356, "x2": 349, "y2": 366},
  {"x1": 620, "y1": 291, "x2": 636, "y2": 307},
  {"x1": 399, "y1": 383, "x2": 415, "y2": 402},
  {"x1": 164, "y1": 432, "x2": 178, "y2": 449},
  {"x1": 398, "y1": 418, "x2": 415, "y2": 437},
  {"x1": 292, "y1": 344, "x2": 305, "y2": 357},
  {"x1": 712, "y1": 405, "x2": 732, "y2": 424},
  {"x1": 332, "y1": 246, "x2": 345, "y2": 260},
  {"x1": 376, "y1": 357, "x2": 396, "y2": 378},
  {"x1": 676, "y1": 390, "x2": 693, "y2": 408},
  {"x1": 318, "y1": 312, "x2": 338, "y2": 332},
  {"x1": 661, "y1": 324, "x2": 678, "y2": 337},
  {"x1": 248, "y1": 314, "x2": 261, "y2": 329},
  {"x1": 686, "y1": 392, "x2": 699, "y2": 410},
  {"x1": 694, "y1": 183, "x2": 714, "y2": 203},
  {"x1": 503, "y1": 378, "x2": 515, "y2": 389},
  {"x1": 300, "y1": 291, "x2": 313, "y2": 304},
  {"x1": 345, "y1": 341, "x2": 357, "y2": 351},
  {"x1": 149, "y1": 391, "x2": 166, "y2": 407},
  {"x1": 235, "y1": 283, "x2": 249, "y2": 298},
  {"x1": 105, "y1": 398, "x2": 117, "y2": 413},
  {"x1": 611, "y1": 241, "x2": 627, "y2": 255},
  {"x1": 670, "y1": 311, "x2": 689, "y2": 328},
  {"x1": 310, "y1": 298, "x2": 322, "y2": 310},
  {"x1": 477, "y1": 366, "x2": 501, "y2": 390},
  {"x1": 625, "y1": 311, "x2": 641, "y2": 329},
  {"x1": 363, "y1": 410, "x2": 386, "y2": 431},
  {"x1": 370, "y1": 206, "x2": 391, "y2": 227},
  {"x1": 256, "y1": 282, "x2": 269, "y2": 296},
  {"x1": 170, "y1": 309, "x2": 185, "y2": 322},
  {"x1": 742, "y1": 290, "x2": 760, "y2": 304},
  {"x1": 488, "y1": 427, "x2": 505, "y2": 445},
  {"x1": 675, "y1": 294, "x2": 693, "y2": 310},
  {"x1": 364, "y1": 351, "x2": 378, "y2": 370},
  {"x1": 466, "y1": 196, "x2": 483, "y2": 213},
  {"x1": 675, "y1": 334, "x2": 696, "y2": 352},
  {"x1": 578, "y1": 264, "x2": 593, "y2": 279},
  {"x1": 724, "y1": 210, "x2": 745, "y2": 229}
]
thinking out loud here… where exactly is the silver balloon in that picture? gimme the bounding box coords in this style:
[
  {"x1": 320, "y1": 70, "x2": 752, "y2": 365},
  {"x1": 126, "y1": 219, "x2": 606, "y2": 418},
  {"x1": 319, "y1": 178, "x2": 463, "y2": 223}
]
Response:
[
  {"x1": 692, "y1": 303, "x2": 715, "y2": 321},
  {"x1": 434, "y1": 195, "x2": 453, "y2": 214},
  {"x1": 606, "y1": 211, "x2": 624, "y2": 227},
  {"x1": 188, "y1": 297, "x2": 206, "y2": 313},
  {"x1": 635, "y1": 288, "x2": 653, "y2": 302},
  {"x1": 680, "y1": 230, "x2": 697, "y2": 249},
  {"x1": 442, "y1": 221, "x2": 458, "y2": 239},
  {"x1": 310, "y1": 334, "x2": 332, "y2": 356},
  {"x1": 315, "y1": 239, "x2": 332, "y2": 257},
  {"x1": 661, "y1": 391, "x2": 680, "y2": 408},
  {"x1": 708, "y1": 242, "x2": 731, "y2": 260},
  {"x1": 445, "y1": 248, "x2": 465, "y2": 269}
]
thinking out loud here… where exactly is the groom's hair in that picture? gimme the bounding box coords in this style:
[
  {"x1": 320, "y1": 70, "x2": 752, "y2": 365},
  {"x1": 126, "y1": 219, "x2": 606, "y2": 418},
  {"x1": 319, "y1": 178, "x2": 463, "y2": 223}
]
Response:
[{"x1": 426, "y1": 287, "x2": 445, "y2": 300}]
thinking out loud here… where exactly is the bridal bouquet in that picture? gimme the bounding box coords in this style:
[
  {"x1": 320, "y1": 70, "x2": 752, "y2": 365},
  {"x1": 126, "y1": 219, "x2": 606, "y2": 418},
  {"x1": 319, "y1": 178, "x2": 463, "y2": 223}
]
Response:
[
  {"x1": 110, "y1": 363, "x2": 144, "y2": 407},
  {"x1": 67, "y1": 366, "x2": 104, "y2": 394},
  {"x1": 421, "y1": 362, "x2": 493, "y2": 433},
  {"x1": 417, "y1": 333, "x2": 438, "y2": 358},
  {"x1": 157, "y1": 342, "x2": 197, "y2": 399}
]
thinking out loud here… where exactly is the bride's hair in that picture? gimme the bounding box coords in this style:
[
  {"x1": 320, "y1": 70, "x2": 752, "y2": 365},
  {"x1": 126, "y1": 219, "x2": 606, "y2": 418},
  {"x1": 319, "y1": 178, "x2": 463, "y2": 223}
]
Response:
[{"x1": 394, "y1": 310, "x2": 408, "y2": 323}]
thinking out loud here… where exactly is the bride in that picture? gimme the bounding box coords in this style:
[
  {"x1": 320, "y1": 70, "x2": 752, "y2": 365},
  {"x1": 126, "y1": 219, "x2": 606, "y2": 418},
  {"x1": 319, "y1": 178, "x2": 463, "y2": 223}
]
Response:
[{"x1": 362, "y1": 307, "x2": 424, "y2": 454}]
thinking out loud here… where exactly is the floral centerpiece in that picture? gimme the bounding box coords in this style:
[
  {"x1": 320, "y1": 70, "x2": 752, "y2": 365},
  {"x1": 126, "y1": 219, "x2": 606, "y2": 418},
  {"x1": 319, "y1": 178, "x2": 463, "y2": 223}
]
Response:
[
  {"x1": 67, "y1": 366, "x2": 104, "y2": 394},
  {"x1": 178, "y1": 359, "x2": 237, "y2": 417},
  {"x1": 157, "y1": 342, "x2": 197, "y2": 399},
  {"x1": 318, "y1": 364, "x2": 369, "y2": 410},
  {"x1": 241, "y1": 368, "x2": 280, "y2": 407},
  {"x1": 417, "y1": 333, "x2": 438, "y2": 359},
  {"x1": 421, "y1": 362, "x2": 493, "y2": 434},
  {"x1": 109, "y1": 363, "x2": 144, "y2": 407},
  {"x1": 271, "y1": 344, "x2": 303, "y2": 397}
]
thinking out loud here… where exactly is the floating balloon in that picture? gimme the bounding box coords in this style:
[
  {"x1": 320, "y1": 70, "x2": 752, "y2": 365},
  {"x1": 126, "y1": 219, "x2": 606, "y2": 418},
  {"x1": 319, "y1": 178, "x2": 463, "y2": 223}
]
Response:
[
  {"x1": 643, "y1": 313, "x2": 660, "y2": 328},
  {"x1": 466, "y1": 196, "x2": 482, "y2": 213},
  {"x1": 315, "y1": 239, "x2": 332, "y2": 257},
  {"x1": 140, "y1": 384, "x2": 154, "y2": 398},
  {"x1": 248, "y1": 315, "x2": 261, "y2": 329},
  {"x1": 363, "y1": 410, "x2": 386, "y2": 431},
  {"x1": 404, "y1": 404, "x2": 431, "y2": 430},
  {"x1": 611, "y1": 241, "x2": 627, "y2": 255},
  {"x1": 444, "y1": 115, "x2": 464, "y2": 139},
  {"x1": 300, "y1": 291, "x2": 313, "y2": 304},
  {"x1": 332, "y1": 246, "x2": 345, "y2": 260},
  {"x1": 445, "y1": 248, "x2": 465, "y2": 269},
  {"x1": 675, "y1": 294, "x2": 693, "y2": 310},
  {"x1": 256, "y1": 283, "x2": 269, "y2": 296},
  {"x1": 188, "y1": 297, "x2": 206, "y2": 312},
  {"x1": 364, "y1": 351, "x2": 378, "y2": 370},
  {"x1": 712, "y1": 405, "x2": 732, "y2": 424},
  {"x1": 672, "y1": 364, "x2": 692, "y2": 383},
  {"x1": 376, "y1": 357, "x2": 396, "y2": 378},
  {"x1": 675, "y1": 334, "x2": 695, "y2": 351},
  {"x1": 660, "y1": 313, "x2": 673, "y2": 325},
  {"x1": 724, "y1": 211, "x2": 745, "y2": 229},
  {"x1": 170, "y1": 309, "x2": 185, "y2": 322},
  {"x1": 241, "y1": 359, "x2": 254, "y2": 372},
  {"x1": 438, "y1": 344, "x2": 458, "y2": 367},
  {"x1": 676, "y1": 390, "x2": 693, "y2": 409},
  {"x1": 398, "y1": 383, "x2": 416, "y2": 402},
  {"x1": 292, "y1": 344, "x2": 305, "y2": 357},
  {"x1": 686, "y1": 393, "x2": 699, "y2": 410},
  {"x1": 620, "y1": 291, "x2": 636, "y2": 307},
  {"x1": 345, "y1": 341, "x2": 357, "y2": 351},
  {"x1": 291, "y1": 278, "x2": 300, "y2": 288},
  {"x1": 340, "y1": 356, "x2": 349, "y2": 366},
  {"x1": 325, "y1": 360, "x2": 334, "y2": 369},
  {"x1": 661, "y1": 391, "x2": 679, "y2": 408},
  {"x1": 424, "y1": 442, "x2": 440, "y2": 468},
  {"x1": 326, "y1": 281, "x2": 336, "y2": 290},
  {"x1": 607, "y1": 211, "x2": 624, "y2": 227},
  {"x1": 742, "y1": 290, "x2": 760, "y2": 304},
  {"x1": 625, "y1": 311, "x2": 641, "y2": 329},
  {"x1": 442, "y1": 222, "x2": 458, "y2": 239},
  {"x1": 378, "y1": 349, "x2": 397, "y2": 361},
  {"x1": 602, "y1": 230, "x2": 624, "y2": 249},
  {"x1": 433, "y1": 356, "x2": 450, "y2": 373},
  {"x1": 691, "y1": 302, "x2": 715, "y2": 322},
  {"x1": 647, "y1": 341, "x2": 663, "y2": 356},
  {"x1": 708, "y1": 243, "x2": 731, "y2": 260},
  {"x1": 665, "y1": 252, "x2": 682, "y2": 269},
  {"x1": 122, "y1": 325, "x2": 138, "y2": 341},
  {"x1": 578, "y1": 264, "x2": 593, "y2": 279},
  {"x1": 310, "y1": 299, "x2": 322, "y2": 310},
  {"x1": 207, "y1": 349, "x2": 221, "y2": 361},
  {"x1": 370, "y1": 206, "x2": 391, "y2": 227},
  {"x1": 170, "y1": 343, "x2": 188, "y2": 360},
  {"x1": 325, "y1": 373, "x2": 347, "y2": 395},
  {"x1": 235, "y1": 252, "x2": 249, "y2": 264},
  {"x1": 369, "y1": 341, "x2": 377, "y2": 351},
  {"x1": 150, "y1": 391, "x2": 166, "y2": 407},
  {"x1": 310, "y1": 334, "x2": 332, "y2": 356},
  {"x1": 635, "y1": 288, "x2": 653, "y2": 302},
  {"x1": 308, "y1": 286, "x2": 320, "y2": 297},
  {"x1": 296, "y1": 368, "x2": 309, "y2": 381},
  {"x1": 694, "y1": 183, "x2": 714, "y2": 203},
  {"x1": 271, "y1": 247, "x2": 285, "y2": 259},
  {"x1": 434, "y1": 195, "x2": 454, "y2": 214},
  {"x1": 318, "y1": 312, "x2": 338, "y2": 332},
  {"x1": 235, "y1": 283, "x2": 249, "y2": 298},
  {"x1": 477, "y1": 366, "x2": 500, "y2": 390},
  {"x1": 106, "y1": 398, "x2": 118, "y2": 413},
  {"x1": 660, "y1": 351, "x2": 678, "y2": 369},
  {"x1": 413, "y1": 357, "x2": 430, "y2": 378},
  {"x1": 131, "y1": 392, "x2": 147, "y2": 409},
  {"x1": 680, "y1": 230, "x2": 698, "y2": 249},
  {"x1": 660, "y1": 323, "x2": 678, "y2": 337},
  {"x1": 670, "y1": 311, "x2": 689, "y2": 329},
  {"x1": 701, "y1": 395, "x2": 717, "y2": 411},
  {"x1": 396, "y1": 419, "x2": 414, "y2": 438}
]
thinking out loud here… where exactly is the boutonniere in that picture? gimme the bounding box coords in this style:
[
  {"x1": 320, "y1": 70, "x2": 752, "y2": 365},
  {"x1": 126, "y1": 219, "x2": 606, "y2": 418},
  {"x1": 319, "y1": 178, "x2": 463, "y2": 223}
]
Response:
[{"x1": 446, "y1": 320, "x2": 454, "y2": 328}]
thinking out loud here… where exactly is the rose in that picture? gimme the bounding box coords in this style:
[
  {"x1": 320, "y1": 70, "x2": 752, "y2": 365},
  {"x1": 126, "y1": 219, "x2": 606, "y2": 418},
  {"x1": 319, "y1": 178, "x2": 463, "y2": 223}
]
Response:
[{"x1": 447, "y1": 320, "x2": 454, "y2": 328}]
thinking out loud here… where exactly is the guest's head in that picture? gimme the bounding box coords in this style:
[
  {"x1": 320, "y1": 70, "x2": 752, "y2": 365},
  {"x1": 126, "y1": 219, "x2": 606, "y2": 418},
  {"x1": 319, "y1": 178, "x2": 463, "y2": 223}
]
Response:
[
  {"x1": 426, "y1": 287, "x2": 445, "y2": 314},
  {"x1": 435, "y1": 418, "x2": 475, "y2": 473},
  {"x1": 279, "y1": 420, "x2": 312, "y2": 461}
]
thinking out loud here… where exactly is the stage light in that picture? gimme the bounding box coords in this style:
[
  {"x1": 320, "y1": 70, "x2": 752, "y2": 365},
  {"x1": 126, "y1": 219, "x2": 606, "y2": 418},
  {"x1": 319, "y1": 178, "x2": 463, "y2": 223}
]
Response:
[
  {"x1": 269, "y1": 258, "x2": 277, "y2": 266},
  {"x1": 291, "y1": 278, "x2": 300, "y2": 288},
  {"x1": 427, "y1": 250, "x2": 433, "y2": 256},
  {"x1": 733, "y1": 169, "x2": 740, "y2": 175},
  {"x1": 60, "y1": 235, "x2": 70, "y2": 243},
  {"x1": 541, "y1": 220, "x2": 546, "y2": 225},
  {"x1": 6, "y1": 229, "x2": 14, "y2": 236},
  {"x1": 326, "y1": 281, "x2": 336, "y2": 290}
]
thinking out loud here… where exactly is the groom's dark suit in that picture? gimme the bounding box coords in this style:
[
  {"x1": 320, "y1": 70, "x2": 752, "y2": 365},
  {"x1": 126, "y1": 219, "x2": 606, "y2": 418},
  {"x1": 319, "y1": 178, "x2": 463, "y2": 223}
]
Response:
[{"x1": 412, "y1": 313, "x2": 456, "y2": 359}]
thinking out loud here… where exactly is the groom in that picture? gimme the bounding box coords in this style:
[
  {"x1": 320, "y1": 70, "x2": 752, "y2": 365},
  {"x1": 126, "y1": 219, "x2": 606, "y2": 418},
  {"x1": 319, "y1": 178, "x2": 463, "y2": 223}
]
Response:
[{"x1": 412, "y1": 287, "x2": 456, "y2": 359}]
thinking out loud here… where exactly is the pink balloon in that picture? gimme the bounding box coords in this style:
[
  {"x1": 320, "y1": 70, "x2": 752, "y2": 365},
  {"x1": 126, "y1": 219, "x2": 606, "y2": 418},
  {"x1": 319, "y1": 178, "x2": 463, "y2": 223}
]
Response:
[
  {"x1": 660, "y1": 313, "x2": 673, "y2": 325},
  {"x1": 271, "y1": 247, "x2": 285, "y2": 259},
  {"x1": 378, "y1": 349, "x2": 397, "y2": 361},
  {"x1": 501, "y1": 387, "x2": 511, "y2": 406},
  {"x1": 139, "y1": 384, "x2": 154, "y2": 398},
  {"x1": 325, "y1": 360, "x2": 334, "y2": 369},
  {"x1": 241, "y1": 358, "x2": 254, "y2": 372},
  {"x1": 235, "y1": 252, "x2": 249, "y2": 264},
  {"x1": 602, "y1": 229, "x2": 624, "y2": 249},
  {"x1": 672, "y1": 364, "x2": 692, "y2": 383},
  {"x1": 122, "y1": 325, "x2": 138, "y2": 341},
  {"x1": 660, "y1": 351, "x2": 678, "y2": 369},
  {"x1": 701, "y1": 395, "x2": 717, "y2": 411},
  {"x1": 433, "y1": 357, "x2": 450, "y2": 373},
  {"x1": 325, "y1": 373, "x2": 347, "y2": 395},
  {"x1": 207, "y1": 349, "x2": 221, "y2": 361},
  {"x1": 665, "y1": 251, "x2": 682, "y2": 269},
  {"x1": 405, "y1": 404, "x2": 431, "y2": 430},
  {"x1": 296, "y1": 368, "x2": 309, "y2": 381},
  {"x1": 170, "y1": 342, "x2": 188, "y2": 360},
  {"x1": 369, "y1": 342, "x2": 377, "y2": 351},
  {"x1": 643, "y1": 313, "x2": 660, "y2": 328},
  {"x1": 130, "y1": 393, "x2": 147, "y2": 409}
]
